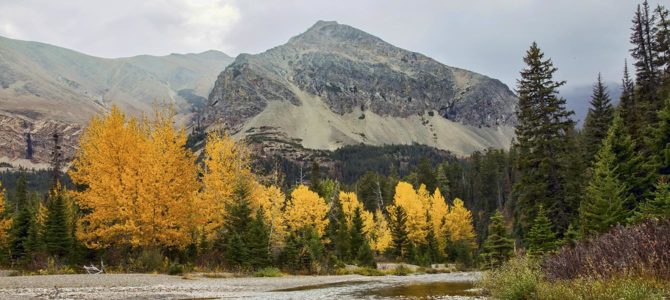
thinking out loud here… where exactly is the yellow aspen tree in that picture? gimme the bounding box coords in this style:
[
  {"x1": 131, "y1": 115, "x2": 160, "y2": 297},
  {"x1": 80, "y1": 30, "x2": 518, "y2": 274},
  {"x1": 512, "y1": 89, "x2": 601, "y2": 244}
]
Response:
[
  {"x1": 0, "y1": 182, "x2": 11, "y2": 247},
  {"x1": 284, "y1": 185, "x2": 329, "y2": 236},
  {"x1": 338, "y1": 191, "x2": 374, "y2": 233},
  {"x1": 388, "y1": 181, "x2": 427, "y2": 244},
  {"x1": 445, "y1": 198, "x2": 476, "y2": 244},
  {"x1": 430, "y1": 188, "x2": 449, "y2": 252},
  {"x1": 70, "y1": 106, "x2": 146, "y2": 248},
  {"x1": 197, "y1": 131, "x2": 254, "y2": 240},
  {"x1": 137, "y1": 105, "x2": 199, "y2": 248},
  {"x1": 370, "y1": 209, "x2": 392, "y2": 253},
  {"x1": 254, "y1": 184, "x2": 287, "y2": 248}
]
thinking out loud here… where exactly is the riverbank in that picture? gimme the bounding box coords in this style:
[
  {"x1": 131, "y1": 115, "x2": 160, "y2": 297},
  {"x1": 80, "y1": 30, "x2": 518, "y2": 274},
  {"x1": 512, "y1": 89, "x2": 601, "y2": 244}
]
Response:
[{"x1": 0, "y1": 271, "x2": 481, "y2": 299}]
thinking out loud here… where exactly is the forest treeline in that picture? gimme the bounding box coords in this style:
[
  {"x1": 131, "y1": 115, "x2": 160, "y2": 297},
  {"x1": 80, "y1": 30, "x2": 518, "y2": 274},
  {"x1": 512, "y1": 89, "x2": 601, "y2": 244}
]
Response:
[{"x1": 0, "y1": 0, "x2": 669, "y2": 278}]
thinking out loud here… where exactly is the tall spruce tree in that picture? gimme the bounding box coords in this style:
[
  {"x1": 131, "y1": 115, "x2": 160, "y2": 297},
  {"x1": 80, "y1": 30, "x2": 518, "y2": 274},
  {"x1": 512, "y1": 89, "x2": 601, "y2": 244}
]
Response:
[
  {"x1": 219, "y1": 181, "x2": 254, "y2": 269},
  {"x1": 526, "y1": 206, "x2": 557, "y2": 257},
  {"x1": 349, "y1": 207, "x2": 366, "y2": 260},
  {"x1": 583, "y1": 73, "x2": 615, "y2": 164},
  {"x1": 247, "y1": 208, "x2": 272, "y2": 269},
  {"x1": 634, "y1": 179, "x2": 670, "y2": 220},
  {"x1": 655, "y1": 5, "x2": 670, "y2": 76},
  {"x1": 9, "y1": 206, "x2": 32, "y2": 260},
  {"x1": 579, "y1": 122, "x2": 631, "y2": 237},
  {"x1": 631, "y1": 0, "x2": 660, "y2": 106},
  {"x1": 513, "y1": 42, "x2": 576, "y2": 236},
  {"x1": 43, "y1": 187, "x2": 72, "y2": 259},
  {"x1": 646, "y1": 98, "x2": 670, "y2": 178},
  {"x1": 49, "y1": 130, "x2": 63, "y2": 188},
  {"x1": 620, "y1": 61, "x2": 640, "y2": 137},
  {"x1": 481, "y1": 210, "x2": 514, "y2": 269},
  {"x1": 356, "y1": 239, "x2": 376, "y2": 268},
  {"x1": 390, "y1": 206, "x2": 409, "y2": 259}
]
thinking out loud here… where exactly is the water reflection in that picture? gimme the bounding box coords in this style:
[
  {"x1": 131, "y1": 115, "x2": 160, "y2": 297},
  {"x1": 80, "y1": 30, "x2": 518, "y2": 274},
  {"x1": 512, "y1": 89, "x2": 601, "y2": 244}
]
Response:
[{"x1": 361, "y1": 281, "x2": 477, "y2": 299}]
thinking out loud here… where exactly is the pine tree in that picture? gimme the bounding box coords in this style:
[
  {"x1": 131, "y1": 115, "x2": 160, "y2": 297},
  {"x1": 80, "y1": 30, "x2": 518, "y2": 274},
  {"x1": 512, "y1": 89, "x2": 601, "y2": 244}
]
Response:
[
  {"x1": 605, "y1": 113, "x2": 649, "y2": 207},
  {"x1": 416, "y1": 157, "x2": 437, "y2": 193},
  {"x1": 49, "y1": 130, "x2": 62, "y2": 188},
  {"x1": 513, "y1": 42, "x2": 576, "y2": 236},
  {"x1": 561, "y1": 223, "x2": 580, "y2": 246},
  {"x1": 647, "y1": 98, "x2": 670, "y2": 178},
  {"x1": 580, "y1": 125, "x2": 631, "y2": 237},
  {"x1": 43, "y1": 187, "x2": 72, "y2": 258},
  {"x1": 334, "y1": 207, "x2": 351, "y2": 261},
  {"x1": 356, "y1": 240, "x2": 376, "y2": 268},
  {"x1": 220, "y1": 181, "x2": 254, "y2": 268},
  {"x1": 13, "y1": 173, "x2": 27, "y2": 214},
  {"x1": 349, "y1": 207, "x2": 366, "y2": 261},
  {"x1": 655, "y1": 5, "x2": 670, "y2": 76},
  {"x1": 9, "y1": 206, "x2": 32, "y2": 260},
  {"x1": 620, "y1": 60, "x2": 639, "y2": 137},
  {"x1": 481, "y1": 210, "x2": 514, "y2": 269},
  {"x1": 390, "y1": 206, "x2": 409, "y2": 259},
  {"x1": 423, "y1": 222, "x2": 441, "y2": 264},
  {"x1": 526, "y1": 206, "x2": 557, "y2": 257},
  {"x1": 634, "y1": 179, "x2": 670, "y2": 220},
  {"x1": 247, "y1": 208, "x2": 272, "y2": 269},
  {"x1": 631, "y1": 0, "x2": 660, "y2": 110},
  {"x1": 582, "y1": 73, "x2": 615, "y2": 163}
]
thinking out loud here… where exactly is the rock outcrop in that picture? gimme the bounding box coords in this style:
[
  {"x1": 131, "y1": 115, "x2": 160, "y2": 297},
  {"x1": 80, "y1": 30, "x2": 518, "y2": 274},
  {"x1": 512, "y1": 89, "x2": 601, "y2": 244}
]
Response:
[{"x1": 205, "y1": 21, "x2": 517, "y2": 155}]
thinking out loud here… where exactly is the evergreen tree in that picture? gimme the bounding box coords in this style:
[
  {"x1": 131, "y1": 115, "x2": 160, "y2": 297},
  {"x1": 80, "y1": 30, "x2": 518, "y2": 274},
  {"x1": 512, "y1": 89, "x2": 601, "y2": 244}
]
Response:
[
  {"x1": 634, "y1": 179, "x2": 670, "y2": 220},
  {"x1": 279, "y1": 233, "x2": 300, "y2": 271},
  {"x1": 561, "y1": 223, "x2": 580, "y2": 247},
  {"x1": 9, "y1": 206, "x2": 32, "y2": 260},
  {"x1": 49, "y1": 130, "x2": 62, "y2": 188},
  {"x1": 606, "y1": 113, "x2": 650, "y2": 207},
  {"x1": 219, "y1": 181, "x2": 254, "y2": 269},
  {"x1": 423, "y1": 223, "x2": 441, "y2": 264},
  {"x1": 247, "y1": 209, "x2": 272, "y2": 269},
  {"x1": 334, "y1": 211, "x2": 351, "y2": 261},
  {"x1": 646, "y1": 98, "x2": 670, "y2": 178},
  {"x1": 309, "y1": 161, "x2": 322, "y2": 196},
  {"x1": 655, "y1": 5, "x2": 670, "y2": 76},
  {"x1": 416, "y1": 157, "x2": 437, "y2": 192},
  {"x1": 513, "y1": 42, "x2": 576, "y2": 236},
  {"x1": 631, "y1": 0, "x2": 660, "y2": 111},
  {"x1": 526, "y1": 206, "x2": 557, "y2": 257},
  {"x1": 580, "y1": 125, "x2": 631, "y2": 237},
  {"x1": 481, "y1": 210, "x2": 514, "y2": 269},
  {"x1": 43, "y1": 187, "x2": 72, "y2": 258},
  {"x1": 435, "y1": 162, "x2": 450, "y2": 200},
  {"x1": 582, "y1": 73, "x2": 615, "y2": 163},
  {"x1": 349, "y1": 207, "x2": 365, "y2": 260},
  {"x1": 620, "y1": 60, "x2": 639, "y2": 137},
  {"x1": 13, "y1": 173, "x2": 28, "y2": 214},
  {"x1": 356, "y1": 241, "x2": 376, "y2": 268},
  {"x1": 390, "y1": 206, "x2": 409, "y2": 259}
]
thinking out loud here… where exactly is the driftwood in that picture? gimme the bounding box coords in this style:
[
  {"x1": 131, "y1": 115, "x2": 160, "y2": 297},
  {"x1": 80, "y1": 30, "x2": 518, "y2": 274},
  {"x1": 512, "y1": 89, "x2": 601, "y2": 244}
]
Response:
[{"x1": 83, "y1": 260, "x2": 105, "y2": 274}]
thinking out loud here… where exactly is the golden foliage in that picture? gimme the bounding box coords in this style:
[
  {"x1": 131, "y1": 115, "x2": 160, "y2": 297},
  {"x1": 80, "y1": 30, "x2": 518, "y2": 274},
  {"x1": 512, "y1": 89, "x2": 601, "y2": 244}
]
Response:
[
  {"x1": 388, "y1": 181, "x2": 428, "y2": 244},
  {"x1": 196, "y1": 131, "x2": 254, "y2": 241},
  {"x1": 430, "y1": 188, "x2": 449, "y2": 252},
  {"x1": 254, "y1": 185, "x2": 287, "y2": 247},
  {"x1": 284, "y1": 185, "x2": 329, "y2": 236},
  {"x1": 69, "y1": 105, "x2": 199, "y2": 249},
  {"x1": 370, "y1": 209, "x2": 392, "y2": 252},
  {"x1": 445, "y1": 198, "x2": 476, "y2": 244},
  {"x1": 0, "y1": 182, "x2": 11, "y2": 247},
  {"x1": 339, "y1": 191, "x2": 374, "y2": 234}
]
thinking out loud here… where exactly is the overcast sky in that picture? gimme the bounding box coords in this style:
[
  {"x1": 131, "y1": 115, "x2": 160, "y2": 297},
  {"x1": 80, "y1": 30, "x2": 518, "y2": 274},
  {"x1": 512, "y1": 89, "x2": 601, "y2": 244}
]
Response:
[{"x1": 0, "y1": 0, "x2": 646, "y2": 89}]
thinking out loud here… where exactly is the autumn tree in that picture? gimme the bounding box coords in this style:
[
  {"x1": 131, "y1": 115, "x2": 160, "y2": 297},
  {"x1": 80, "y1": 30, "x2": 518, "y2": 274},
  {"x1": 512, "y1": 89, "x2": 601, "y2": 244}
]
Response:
[
  {"x1": 429, "y1": 188, "x2": 449, "y2": 253},
  {"x1": 388, "y1": 182, "x2": 427, "y2": 245},
  {"x1": 369, "y1": 209, "x2": 391, "y2": 254},
  {"x1": 197, "y1": 131, "x2": 254, "y2": 242},
  {"x1": 284, "y1": 185, "x2": 329, "y2": 236},
  {"x1": 70, "y1": 105, "x2": 199, "y2": 249},
  {"x1": 0, "y1": 182, "x2": 11, "y2": 250}
]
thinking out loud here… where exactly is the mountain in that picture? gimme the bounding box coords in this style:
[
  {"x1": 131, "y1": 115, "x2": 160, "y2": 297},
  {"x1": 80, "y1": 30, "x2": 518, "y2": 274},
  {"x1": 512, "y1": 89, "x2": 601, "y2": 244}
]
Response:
[
  {"x1": 0, "y1": 35, "x2": 233, "y2": 165},
  {"x1": 205, "y1": 21, "x2": 517, "y2": 156}
]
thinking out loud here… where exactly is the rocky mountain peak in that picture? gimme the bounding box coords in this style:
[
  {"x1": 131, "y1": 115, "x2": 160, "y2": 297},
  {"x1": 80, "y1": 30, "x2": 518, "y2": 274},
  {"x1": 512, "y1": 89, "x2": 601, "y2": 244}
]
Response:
[{"x1": 288, "y1": 20, "x2": 383, "y2": 48}]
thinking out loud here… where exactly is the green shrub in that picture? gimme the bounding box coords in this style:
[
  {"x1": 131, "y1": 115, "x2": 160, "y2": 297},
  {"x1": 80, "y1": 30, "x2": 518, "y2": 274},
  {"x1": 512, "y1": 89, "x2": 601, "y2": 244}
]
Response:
[
  {"x1": 537, "y1": 277, "x2": 669, "y2": 300},
  {"x1": 478, "y1": 256, "x2": 542, "y2": 300},
  {"x1": 392, "y1": 264, "x2": 411, "y2": 276},
  {"x1": 253, "y1": 267, "x2": 283, "y2": 277},
  {"x1": 130, "y1": 248, "x2": 167, "y2": 273},
  {"x1": 167, "y1": 263, "x2": 184, "y2": 275},
  {"x1": 353, "y1": 267, "x2": 385, "y2": 276}
]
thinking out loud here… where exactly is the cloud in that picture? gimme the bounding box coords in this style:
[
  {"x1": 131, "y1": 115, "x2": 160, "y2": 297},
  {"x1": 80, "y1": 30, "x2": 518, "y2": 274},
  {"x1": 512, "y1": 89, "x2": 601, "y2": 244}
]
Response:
[{"x1": 0, "y1": 0, "x2": 646, "y2": 88}]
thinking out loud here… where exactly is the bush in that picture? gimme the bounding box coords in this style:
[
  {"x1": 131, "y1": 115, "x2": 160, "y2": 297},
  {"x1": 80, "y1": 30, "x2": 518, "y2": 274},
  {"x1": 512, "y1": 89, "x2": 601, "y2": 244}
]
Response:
[
  {"x1": 167, "y1": 263, "x2": 184, "y2": 275},
  {"x1": 130, "y1": 248, "x2": 167, "y2": 273},
  {"x1": 543, "y1": 219, "x2": 670, "y2": 280},
  {"x1": 392, "y1": 264, "x2": 412, "y2": 276},
  {"x1": 253, "y1": 267, "x2": 283, "y2": 277},
  {"x1": 353, "y1": 267, "x2": 385, "y2": 276},
  {"x1": 536, "y1": 277, "x2": 669, "y2": 300},
  {"x1": 478, "y1": 256, "x2": 542, "y2": 300}
]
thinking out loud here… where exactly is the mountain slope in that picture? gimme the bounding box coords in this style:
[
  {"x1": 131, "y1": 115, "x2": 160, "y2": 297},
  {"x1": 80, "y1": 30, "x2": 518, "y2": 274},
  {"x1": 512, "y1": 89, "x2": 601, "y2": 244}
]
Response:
[
  {"x1": 205, "y1": 21, "x2": 517, "y2": 156},
  {"x1": 0, "y1": 35, "x2": 233, "y2": 163}
]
